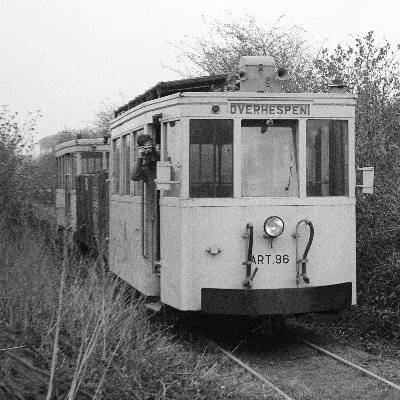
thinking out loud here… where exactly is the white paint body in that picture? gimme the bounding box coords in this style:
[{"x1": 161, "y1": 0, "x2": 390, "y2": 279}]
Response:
[{"x1": 109, "y1": 92, "x2": 357, "y2": 312}]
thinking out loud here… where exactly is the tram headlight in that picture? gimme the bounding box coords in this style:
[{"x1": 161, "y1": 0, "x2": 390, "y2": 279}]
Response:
[{"x1": 264, "y1": 216, "x2": 284, "y2": 238}]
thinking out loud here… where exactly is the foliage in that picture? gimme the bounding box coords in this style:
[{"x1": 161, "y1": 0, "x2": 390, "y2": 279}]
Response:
[
  {"x1": 91, "y1": 101, "x2": 116, "y2": 137},
  {"x1": 0, "y1": 106, "x2": 41, "y2": 230},
  {"x1": 39, "y1": 102, "x2": 115, "y2": 154},
  {"x1": 174, "y1": 15, "x2": 314, "y2": 91}
]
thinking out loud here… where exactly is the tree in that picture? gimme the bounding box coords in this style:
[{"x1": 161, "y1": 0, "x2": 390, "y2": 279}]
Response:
[
  {"x1": 0, "y1": 107, "x2": 40, "y2": 229},
  {"x1": 174, "y1": 15, "x2": 315, "y2": 92},
  {"x1": 39, "y1": 101, "x2": 117, "y2": 155}
]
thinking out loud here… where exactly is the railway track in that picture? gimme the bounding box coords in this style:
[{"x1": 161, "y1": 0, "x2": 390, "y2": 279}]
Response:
[{"x1": 208, "y1": 325, "x2": 400, "y2": 400}]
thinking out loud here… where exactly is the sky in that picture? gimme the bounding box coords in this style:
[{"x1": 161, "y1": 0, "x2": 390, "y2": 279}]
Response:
[{"x1": 1, "y1": 0, "x2": 400, "y2": 141}]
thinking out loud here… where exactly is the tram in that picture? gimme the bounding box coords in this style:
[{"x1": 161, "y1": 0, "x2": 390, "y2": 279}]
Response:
[
  {"x1": 108, "y1": 56, "x2": 373, "y2": 315},
  {"x1": 55, "y1": 138, "x2": 110, "y2": 251}
]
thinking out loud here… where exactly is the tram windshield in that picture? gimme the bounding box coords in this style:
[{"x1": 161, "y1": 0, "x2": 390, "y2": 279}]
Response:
[{"x1": 241, "y1": 120, "x2": 299, "y2": 197}]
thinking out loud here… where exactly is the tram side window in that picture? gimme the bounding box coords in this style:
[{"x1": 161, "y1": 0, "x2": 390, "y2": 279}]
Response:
[
  {"x1": 105, "y1": 152, "x2": 110, "y2": 170},
  {"x1": 71, "y1": 153, "x2": 77, "y2": 190},
  {"x1": 60, "y1": 156, "x2": 65, "y2": 189},
  {"x1": 189, "y1": 119, "x2": 233, "y2": 198},
  {"x1": 306, "y1": 120, "x2": 349, "y2": 196},
  {"x1": 56, "y1": 157, "x2": 62, "y2": 189},
  {"x1": 113, "y1": 138, "x2": 121, "y2": 194},
  {"x1": 132, "y1": 129, "x2": 144, "y2": 196},
  {"x1": 121, "y1": 134, "x2": 131, "y2": 195},
  {"x1": 164, "y1": 121, "x2": 180, "y2": 197},
  {"x1": 241, "y1": 120, "x2": 299, "y2": 197},
  {"x1": 64, "y1": 154, "x2": 71, "y2": 190}
]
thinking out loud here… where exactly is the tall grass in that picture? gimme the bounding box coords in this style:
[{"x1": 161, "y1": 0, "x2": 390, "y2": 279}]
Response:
[{"x1": 0, "y1": 228, "x2": 267, "y2": 399}]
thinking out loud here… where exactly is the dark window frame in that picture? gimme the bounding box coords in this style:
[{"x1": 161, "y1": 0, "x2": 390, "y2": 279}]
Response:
[
  {"x1": 306, "y1": 119, "x2": 349, "y2": 197},
  {"x1": 189, "y1": 119, "x2": 234, "y2": 198},
  {"x1": 113, "y1": 138, "x2": 121, "y2": 194}
]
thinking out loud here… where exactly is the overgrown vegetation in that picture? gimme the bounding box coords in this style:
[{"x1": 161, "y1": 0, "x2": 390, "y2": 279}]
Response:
[
  {"x1": 0, "y1": 106, "x2": 49, "y2": 233},
  {"x1": 174, "y1": 15, "x2": 314, "y2": 92},
  {"x1": 0, "y1": 230, "x2": 269, "y2": 399}
]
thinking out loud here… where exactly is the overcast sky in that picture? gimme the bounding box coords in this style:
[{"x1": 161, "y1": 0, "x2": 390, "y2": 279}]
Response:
[{"x1": 1, "y1": 0, "x2": 399, "y2": 140}]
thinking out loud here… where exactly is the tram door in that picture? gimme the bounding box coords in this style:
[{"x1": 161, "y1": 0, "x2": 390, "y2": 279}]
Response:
[{"x1": 141, "y1": 118, "x2": 161, "y2": 293}]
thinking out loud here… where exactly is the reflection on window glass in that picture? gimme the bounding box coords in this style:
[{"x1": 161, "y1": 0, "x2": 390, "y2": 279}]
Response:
[
  {"x1": 113, "y1": 139, "x2": 120, "y2": 194},
  {"x1": 189, "y1": 119, "x2": 233, "y2": 198},
  {"x1": 241, "y1": 120, "x2": 299, "y2": 197},
  {"x1": 81, "y1": 152, "x2": 103, "y2": 174},
  {"x1": 306, "y1": 120, "x2": 348, "y2": 196}
]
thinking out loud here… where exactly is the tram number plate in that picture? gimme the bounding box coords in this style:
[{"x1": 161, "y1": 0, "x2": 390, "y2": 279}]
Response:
[{"x1": 252, "y1": 254, "x2": 289, "y2": 265}]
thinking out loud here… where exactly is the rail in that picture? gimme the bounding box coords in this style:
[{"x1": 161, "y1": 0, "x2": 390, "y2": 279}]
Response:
[
  {"x1": 294, "y1": 336, "x2": 400, "y2": 392},
  {"x1": 209, "y1": 330, "x2": 400, "y2": 399}
]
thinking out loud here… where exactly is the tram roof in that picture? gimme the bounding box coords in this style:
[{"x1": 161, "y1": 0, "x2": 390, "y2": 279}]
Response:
[
  {"x1": 114, "y1": 74, "x2": 228, "y2": 118},
  {"x1": 55, "y1": 138, "x2": 108, "y2": 154}
]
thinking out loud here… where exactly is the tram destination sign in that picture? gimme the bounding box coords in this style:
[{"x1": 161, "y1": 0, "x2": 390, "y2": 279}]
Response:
[{"x1": 229, "y1": 103, "x2": 311, "y2": 116}]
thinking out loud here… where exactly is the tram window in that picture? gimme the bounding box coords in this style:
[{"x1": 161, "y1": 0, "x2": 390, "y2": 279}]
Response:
[
  {"x1": 105, "y1": 152, "x2": 110, "y2": 170},
  {"x1": 189, "y1": 119, "x2": 233, "y2": 198},
  {"x1": 65, "y1": 154, "x2": 71, "y2": 190},
  {"x1": 81, "y1": 152, "x2": 103, "y2": 174},
  {"x1": 132, "y1": 129, "x2": 144, "y2": 196},
  {"x1": 95, "y1": 153, "x2": 102, "y2": 170},
  {"x1": 122, "y1": 134, "x2": 131, "y2": 195},
  {"x1": 306, "y1": 120, "x2": 349, "y2": 196},
  {"x1": 71, "y1": 153, "x2": 77, "y2": 190},
  {"x1": 113, "y1": 138, "x2": 121, "y2": 194},
  {"x1": 56, "y1": 157, "x2": 61, "y2": 189},
  {"x1": 60, "y1": 156, "x2": 65, "y2": 189},
  {"x1": 241, "y1": 120, "x2": 299, "y2": 197},
  {"x1": 81, "y1": 152, "x2": 103, "y2": 173},
  {"x1": 164, "y1": 121, "x2": 180, "y2": 197},
  {"x1": 82, "y1": 153, "x2": 89, "y2": 174}
]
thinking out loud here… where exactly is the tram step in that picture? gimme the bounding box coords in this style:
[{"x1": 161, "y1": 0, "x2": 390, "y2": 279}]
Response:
[{"x1": 145, "y1": 302, "x2": 163, "y2": 313}]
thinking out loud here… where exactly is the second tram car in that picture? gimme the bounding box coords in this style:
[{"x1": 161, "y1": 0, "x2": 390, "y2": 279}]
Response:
[
  {"x1": 108, "y1": 56, "x2": 373, "y2": 315},
  {"x1": 55, "y1": 138, "x2": 110, "y2": 251}
]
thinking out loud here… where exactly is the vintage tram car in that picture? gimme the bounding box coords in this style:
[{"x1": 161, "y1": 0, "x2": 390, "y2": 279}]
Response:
[
  {"x1": 55, "y1": 138, "x2": 110, "y2": 251},
  {"x1": 108, "y1": 56, "x2": 373, "y2": 315}
]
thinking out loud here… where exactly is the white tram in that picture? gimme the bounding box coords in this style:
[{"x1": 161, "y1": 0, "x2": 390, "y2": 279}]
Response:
[
  {"x1": 108, "y1": 56, "x2": 373, "y2": 315},
  {"x1": 55, "y1": 138, "x2": 110, "y2": 250}
]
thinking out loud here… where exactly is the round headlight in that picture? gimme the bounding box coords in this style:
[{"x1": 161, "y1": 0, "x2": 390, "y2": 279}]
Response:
[{"x1": 264, "y1": 216, "x2": 284, "y2": 238}]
